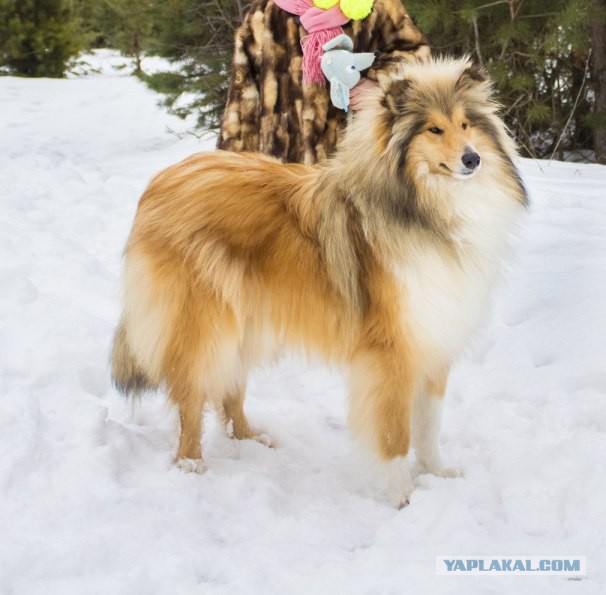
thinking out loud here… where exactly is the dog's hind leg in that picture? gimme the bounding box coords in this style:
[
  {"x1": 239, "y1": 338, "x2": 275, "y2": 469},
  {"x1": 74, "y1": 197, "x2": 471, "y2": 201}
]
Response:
[
  {"x1": 166, "y1": 345, "x2": 207, "y2": 472},
  {"x1": 174, "y1": 382, "x2": 207, "y2": 474},
  {"x1": 412, "y1": 368, "x2": 461, "y2": 478},
  {"x1": 349, "y1": 347, "x2": 416, "y2": 508},
  {"x1": 221, "y1": 383, "x2": 273, "y2": 447},
  {"x1": 164, "y1": 294, "x2": 215, "y2": 474}
]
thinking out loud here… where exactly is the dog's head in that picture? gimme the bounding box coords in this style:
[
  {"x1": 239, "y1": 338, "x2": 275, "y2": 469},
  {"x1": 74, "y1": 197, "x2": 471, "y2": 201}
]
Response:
[
  {"x1": 373, "y1": 57, "x2": 505, "y2": 182},
  {"x1": 331, "y1": 57, "x2": 528, "y2": 221}
]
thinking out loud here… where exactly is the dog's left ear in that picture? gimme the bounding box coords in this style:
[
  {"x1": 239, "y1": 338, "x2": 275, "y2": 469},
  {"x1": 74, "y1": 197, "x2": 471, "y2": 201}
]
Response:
[{"x1": 456, "y1": 64, "x2": 491, "y2": 90}]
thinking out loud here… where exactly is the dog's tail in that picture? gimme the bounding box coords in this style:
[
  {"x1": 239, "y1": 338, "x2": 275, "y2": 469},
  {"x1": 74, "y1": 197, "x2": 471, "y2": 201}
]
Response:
[{"x1": 110, "y1": 318, "x2": 159, "y2": 396}]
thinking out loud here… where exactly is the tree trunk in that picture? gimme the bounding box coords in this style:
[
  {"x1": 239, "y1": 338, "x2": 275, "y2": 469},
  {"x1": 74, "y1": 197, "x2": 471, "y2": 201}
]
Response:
[
  {"x1": 133, "y1": 29, "x2": 142, "y2": 75},
  {"x1": 592, "y1": 0, "x2": 606, "y2": 163}
]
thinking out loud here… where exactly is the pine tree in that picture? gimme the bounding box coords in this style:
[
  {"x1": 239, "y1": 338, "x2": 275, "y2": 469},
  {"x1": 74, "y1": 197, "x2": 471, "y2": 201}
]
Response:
[
  {"x1": 590, "y1": 0, "x2": 606, "y2": 163},
  {"x1": 89, "y1": 0, "x2": 157, "y2": 74},
  {"x1": 407, "y1": 0, "x2": 595, "y2": 160},
  {"x1": 143, "y1": 0, "x2": 250, "y2": 129},
  {"x1": 0, "y1": 0, "x2": 85, "y2": 77}
]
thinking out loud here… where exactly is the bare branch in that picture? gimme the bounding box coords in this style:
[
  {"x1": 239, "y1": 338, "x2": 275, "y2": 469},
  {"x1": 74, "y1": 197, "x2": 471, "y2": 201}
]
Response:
[{"x1": 550, "y1": 49, "x2": 592, "y2": 162}]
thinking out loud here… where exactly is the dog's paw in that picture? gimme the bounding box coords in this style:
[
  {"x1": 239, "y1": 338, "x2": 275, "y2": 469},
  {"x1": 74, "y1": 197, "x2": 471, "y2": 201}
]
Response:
[
  {"x1": 251, "y1": 433, "x2": 274, "y2": 448},
  {"x1": 176, "y1": 457, "x2": 207, "y2": 474},
  {"x1": 231, "y1": 430, "x2": 275, "y2": 448},
  {"x1": 225, "y1": 418, "x2": 274, "y2": 447},
  {"x1": 432, "y1": 466, "x2": 463, "y2": 478},
  {"x1": 389, "y1": 488, "x2": 413, "y2": 509},
  {"x1": 384, "y1": 455, "x2": 414, "y2": 509},
  {"x1": 414, "y1": 461, "x2": 462, "y2": 479},
  {"x1": 396, "y1": 495, "x2": 411, "y2": 509}
]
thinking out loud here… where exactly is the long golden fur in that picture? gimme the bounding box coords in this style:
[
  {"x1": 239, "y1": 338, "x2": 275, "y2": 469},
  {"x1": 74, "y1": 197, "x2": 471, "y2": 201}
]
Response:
[{"x1": 111, "y1": 57, "x2": 527, "y2": 506}]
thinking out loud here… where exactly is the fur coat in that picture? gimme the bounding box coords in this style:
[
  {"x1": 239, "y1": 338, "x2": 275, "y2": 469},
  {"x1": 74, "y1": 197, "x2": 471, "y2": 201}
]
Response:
[{"x1": 217, "y1": 0, "x2": 430, "y2": 164}]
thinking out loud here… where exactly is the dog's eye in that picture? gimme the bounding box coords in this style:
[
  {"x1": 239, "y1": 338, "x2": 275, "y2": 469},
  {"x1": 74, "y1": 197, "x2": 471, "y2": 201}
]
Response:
[
  {"x1": 428, "y1": 126, "x2": 444, "y2": 135},
  {"x1": 462, "y1": 123, "x2": 468, "y2": 130}
]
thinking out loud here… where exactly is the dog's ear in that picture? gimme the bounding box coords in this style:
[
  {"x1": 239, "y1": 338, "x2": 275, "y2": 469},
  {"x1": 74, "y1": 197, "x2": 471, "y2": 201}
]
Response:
[
  {"x1": 456, "y1": 63, "x2": 494, "y2": 105},
  {"x1": 456, "y1": 64, "x2": 492, "y2": 90},
  {"x1": 381, "y1": 78, "x2": 412, "y2": 116}
]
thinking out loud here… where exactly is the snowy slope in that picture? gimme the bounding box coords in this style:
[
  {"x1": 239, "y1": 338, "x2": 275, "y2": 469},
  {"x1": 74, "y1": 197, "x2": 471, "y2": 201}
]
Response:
[{"x1": 1, "y1": 50, "x2": 605, "y2": 595}]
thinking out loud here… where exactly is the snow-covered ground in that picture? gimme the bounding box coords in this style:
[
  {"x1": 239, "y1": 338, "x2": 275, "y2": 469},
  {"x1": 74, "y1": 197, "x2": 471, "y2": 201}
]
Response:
[{"x1": 1, "y1": 50, "x2": 605, "y2": 594}]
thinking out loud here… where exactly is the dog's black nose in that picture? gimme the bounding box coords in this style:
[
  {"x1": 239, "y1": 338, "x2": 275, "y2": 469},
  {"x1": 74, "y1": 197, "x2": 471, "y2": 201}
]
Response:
[{"x1": 462, "y1": 152, "x2": 481, "y2": 170}]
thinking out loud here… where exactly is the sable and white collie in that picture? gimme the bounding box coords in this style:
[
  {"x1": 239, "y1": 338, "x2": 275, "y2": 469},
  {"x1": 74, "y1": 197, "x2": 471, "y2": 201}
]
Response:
[{"x1": 111, "y1": 57, "x2": 527, "y2": 507}]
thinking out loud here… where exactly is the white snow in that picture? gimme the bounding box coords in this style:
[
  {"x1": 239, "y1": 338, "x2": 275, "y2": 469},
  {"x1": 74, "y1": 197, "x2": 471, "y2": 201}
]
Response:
[{"x1": 1, "y1": 50, "x2": 605, "y2": 594}]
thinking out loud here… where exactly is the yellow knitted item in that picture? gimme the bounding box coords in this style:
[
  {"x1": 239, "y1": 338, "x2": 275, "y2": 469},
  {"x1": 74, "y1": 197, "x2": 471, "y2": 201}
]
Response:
[
  {"x1": 339, "y1": 0, "x2": 374, "y2": 19},
  {"x1": 312, "y1": 0, "x2": 374, "y2": 20},
  {"x1": 313, "y1": 0, "x2": 339, "y2": 8}
]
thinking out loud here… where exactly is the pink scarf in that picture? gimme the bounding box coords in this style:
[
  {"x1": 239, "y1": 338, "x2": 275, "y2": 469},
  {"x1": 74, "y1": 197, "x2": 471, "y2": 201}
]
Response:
[{"x1": 273, "y1": 0, "x2": 349, "y2": 85}]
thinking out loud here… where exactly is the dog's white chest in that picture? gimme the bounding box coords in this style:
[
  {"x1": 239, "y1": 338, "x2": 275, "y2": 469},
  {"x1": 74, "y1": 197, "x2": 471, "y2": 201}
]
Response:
[
  {"x1": 392, "y1": 247, "x2": 492, "y2": 363},
  {"x1": 390, "y1": 193, "x2": 519, "y2": 364}
]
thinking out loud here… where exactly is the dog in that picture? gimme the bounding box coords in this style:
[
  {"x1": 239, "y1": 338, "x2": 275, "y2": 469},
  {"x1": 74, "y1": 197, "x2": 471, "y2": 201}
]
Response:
[{"x1": 111, "y1": 57, "x2": 527, "y2": 507}]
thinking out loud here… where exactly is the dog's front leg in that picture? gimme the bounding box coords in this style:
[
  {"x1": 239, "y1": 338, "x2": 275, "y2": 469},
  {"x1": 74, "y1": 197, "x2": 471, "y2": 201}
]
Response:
[
  {"x1": 412, "y1": 368, "x2": 461, "y2": 478},
  {"x1": 349, "y1": 348, "x2": 416, "y2": 508}
]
